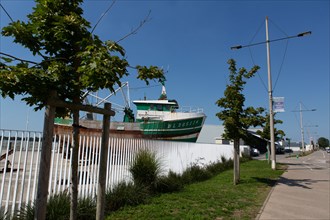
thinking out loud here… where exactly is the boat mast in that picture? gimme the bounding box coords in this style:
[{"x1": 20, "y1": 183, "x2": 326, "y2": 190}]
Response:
[{"x1": 159, "y1": 78, "x2": 167, "y2": 100}]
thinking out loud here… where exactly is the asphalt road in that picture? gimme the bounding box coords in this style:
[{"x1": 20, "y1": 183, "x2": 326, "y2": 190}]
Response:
[{"x1": 257, "y1": 150, "x2": 330, "y2": 219}]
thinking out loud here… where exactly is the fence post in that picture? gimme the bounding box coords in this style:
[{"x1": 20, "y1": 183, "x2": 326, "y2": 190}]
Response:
[{"x1": 96, "y1": 103, "x2": 111, "y2": 220}]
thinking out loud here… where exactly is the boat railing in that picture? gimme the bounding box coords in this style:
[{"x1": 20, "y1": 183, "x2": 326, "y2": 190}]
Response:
[{"x1": 173, "y1": 106, "x2": 204, "y2": 114}]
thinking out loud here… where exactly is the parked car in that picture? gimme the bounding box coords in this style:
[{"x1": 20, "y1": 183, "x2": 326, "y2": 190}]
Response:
[
  {"x1": 284, "y1": 149, "x2": 293, "y2": 153},
  {"x1": 276, "y1": 146, "x2": 285, "y2": 154},
  {"x1": 326, "y1": 148, "x2": 330, "y2": 153},
  {"x1": 250, "y1": 148, "x2": 260, "y2": 157}
]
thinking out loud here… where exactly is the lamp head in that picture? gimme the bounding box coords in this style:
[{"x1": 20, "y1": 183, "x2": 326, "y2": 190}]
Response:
[
  {"x1": 297, "y1": 31, "x2": 312, "y2": 37},
  {"x1": 230, "y1": 45, "x2": 242, "y2": 50}
]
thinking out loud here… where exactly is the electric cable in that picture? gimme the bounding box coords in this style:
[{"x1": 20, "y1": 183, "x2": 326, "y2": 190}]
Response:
[
  {"x1": 268, "y1": 18, "x2": 290, "y2": 92},
  {"x1": 0, "y1": 3, "x2": 14, "y2": 22},
  {"x1": 248, "y1": 20, "x2": 268, "y2": 92},
  {"x1": 273, "y1": 39, "x2": 289, "y2": 91}
]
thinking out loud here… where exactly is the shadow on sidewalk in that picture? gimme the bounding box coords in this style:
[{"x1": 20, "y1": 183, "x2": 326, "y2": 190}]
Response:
[{"x1": 253, "y1": 176, "x2": 329, "y2": 189}]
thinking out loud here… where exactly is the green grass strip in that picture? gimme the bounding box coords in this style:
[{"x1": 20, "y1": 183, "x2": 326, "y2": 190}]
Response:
[{"x1": 106, "y1": 160, "x2": 285, "y2": 220}]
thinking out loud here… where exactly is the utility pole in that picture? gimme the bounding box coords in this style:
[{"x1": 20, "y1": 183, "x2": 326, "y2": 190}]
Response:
[
  {"x1": 299, "y1": 102, "x2": 305, "y2": 152},
  {"x1": 292, "y1": 102, "x2": 316, "y2": 152},
  {"x1": 265, "y1": 16, "x2": 276, "y2": 170},
  {"x1": 231, "y1": 17, "x2": 311, "y2": 170}
]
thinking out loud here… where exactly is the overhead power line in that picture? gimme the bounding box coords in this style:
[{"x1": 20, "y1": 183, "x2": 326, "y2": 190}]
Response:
[{"x1": 0, "y1": 3, "x2": 14, "y2": 22}]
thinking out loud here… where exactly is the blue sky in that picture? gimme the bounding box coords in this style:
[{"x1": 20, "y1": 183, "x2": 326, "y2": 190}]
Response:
[{"x1": 0, "y1": 0, "x2": 329, "y2": 143}]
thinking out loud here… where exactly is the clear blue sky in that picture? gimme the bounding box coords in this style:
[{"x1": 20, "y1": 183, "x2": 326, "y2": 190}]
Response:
[{"x1": 0, "y1": 0, "x2": 329, "y2": 143}]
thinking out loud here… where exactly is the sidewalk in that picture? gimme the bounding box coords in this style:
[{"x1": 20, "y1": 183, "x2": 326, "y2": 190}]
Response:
[{"x1": 257, "y1": 150, "x2": 330, "y2": 220}]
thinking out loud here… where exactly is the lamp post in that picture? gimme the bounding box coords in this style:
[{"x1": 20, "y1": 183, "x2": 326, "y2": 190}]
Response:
[
  {"x1": 305, "y1": 125, "x2": 318, "y2": 150},
  {"x1": 293, "y1": 102, "x2": 316, "y2": 152},
  {"x1": 231, "y1": 16, "x2": 311, "y2": 170}
]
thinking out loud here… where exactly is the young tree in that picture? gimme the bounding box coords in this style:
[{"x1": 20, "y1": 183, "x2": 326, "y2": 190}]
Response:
[
  {"x1": 256, "y1": 112, "x2": 285, "y2": 158},
  {"x1": 0, "y1": 0, "x2": 164, "y2": 219},
  {"x1": 256, "y1": 113, "x2": 285, "y2": 142},
  {"x1": 216, "y1": 59, "x2": 264, "y2": 185}
]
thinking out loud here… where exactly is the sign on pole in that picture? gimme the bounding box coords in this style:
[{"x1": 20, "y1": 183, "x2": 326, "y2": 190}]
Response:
[{"x1": 273, "y1": 97, "x2": 285, "y2": 112}]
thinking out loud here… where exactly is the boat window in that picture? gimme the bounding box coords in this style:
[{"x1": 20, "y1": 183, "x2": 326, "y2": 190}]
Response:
[
  {"x1": 150, "y1": 104, "x2": 154, "y2": 110},
  {"x1": 165, "y1": 105, "x2": 171, "y2": 111},
  {"x1": 157, "y1": 104, "x2": 162, "y2": 111}
]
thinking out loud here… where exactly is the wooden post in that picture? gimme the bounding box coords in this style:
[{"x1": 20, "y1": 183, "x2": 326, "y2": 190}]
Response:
[
  {"x1": 70, "y1": 108, "x2": 79, "y2": 220},
  {"x1": 96, "y1": 103, "x2": 111, "y2": 220},
  {"x1": 33, "y1": 91, "x2": 114, "y2": 220},
  {"x1": 35, "y1": 103, "x2": 56, "y2": 220}
]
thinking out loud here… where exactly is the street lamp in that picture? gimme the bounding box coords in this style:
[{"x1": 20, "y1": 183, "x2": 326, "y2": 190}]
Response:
[
  {"x1": 230, "y1": 31, "x2": 311, "y2": 50},
  {"x1": 231, "y1": 16, "x2": 311, "y2": 170},
  {"x1": 292, "y1": 103, "x2": 316, "y2": 152}
]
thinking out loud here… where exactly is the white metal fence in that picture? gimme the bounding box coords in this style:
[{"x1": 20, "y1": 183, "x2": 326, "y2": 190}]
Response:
[{"x1": 0, "y1": 129, "x2": 243, "y2": 215}]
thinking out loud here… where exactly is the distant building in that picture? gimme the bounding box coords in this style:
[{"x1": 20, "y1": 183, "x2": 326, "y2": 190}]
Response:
[
  {"x1": 197, "y1": 125, "x2": 267, "y2": 151},
  {"x1": 197, "y1": 125, "x2": 225, "y2": 144}
]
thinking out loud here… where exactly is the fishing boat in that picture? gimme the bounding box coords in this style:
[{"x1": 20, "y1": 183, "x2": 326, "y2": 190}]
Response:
[{"x1": 54, "y1": 82, "x2": 206, "y2": 142}]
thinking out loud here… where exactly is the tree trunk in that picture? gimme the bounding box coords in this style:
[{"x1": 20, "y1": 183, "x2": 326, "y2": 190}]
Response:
[
  {"x1": 70, "y1": 108, "x2": 79, "y2": 220},
  {"x1": 233, "y1": 138, "x2": 240, "y2": 185},
  {"x1": 96, "y1": 103, "x2": 111, "y2": 220},
  {"x1": 35, "y1": 104, "x2": 56, "y2": 220}
]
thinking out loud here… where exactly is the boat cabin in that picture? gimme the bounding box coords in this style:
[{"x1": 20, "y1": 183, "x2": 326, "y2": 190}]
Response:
[{"x1": 133, "y1": 99, "x2": 179, "y2": 112}]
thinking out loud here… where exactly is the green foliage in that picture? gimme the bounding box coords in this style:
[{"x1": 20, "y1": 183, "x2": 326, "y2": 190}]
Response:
[
  {"x1": 106, "y1": 160, "x2": 284, "y2": 220},
  {"x1": 13, "y1": 192, "x2": 70, "y2": 220},
  {"x1": 204, "y1": 156, "x2": 239, "y2": 176},
  {"x1": 136, "y1": 65, "x2": 166, "y2": 85},
  {"x1": 12, "y1": 192, "x2": 96, "y2": 220},
  {"x1": 256, "y1": 112, "x2": 286, "y2": 141},
  {"x1": 216, "y1": 59, "x2": 264, "y2": 141},
  {"x1": 180, "y1": 158, "x2": 214, "y2": 184},
  {"x1": 77, "y1": 197, "x2": 96, "y2": 220},
  {"x1": 318, "y1": 137, "x2": 329, "y2": 148},
  {"x1": 0, "y1": 209, "x2": 10, "y2": 220},
  {"x1": 223, "y1": 157, "x2": 234, "y2": 169},
  {"x1": 13, "y1": 202, "x2": 35, "y2": 220},
  {"x1": 0, "y1": 0, "x2": 164, "y2": 114},
  {"x1": 129, "y1": 149, "x2": 163, "y2": 190},
  {"x1": 154, "y1": 171, "x2": 184, "y2": 193},
  {"x1": 45, "y1": 192, "x2": 71, "y2": 220},
  {"x1": 106, "y1": 155, "x2": 237, "y2": 213},
  {"x1": 105, "y1": 182, "x2": 149, "y2": 213},
  {"x1": 182, "y1": 164, "x2": 213, "y2": 184}
]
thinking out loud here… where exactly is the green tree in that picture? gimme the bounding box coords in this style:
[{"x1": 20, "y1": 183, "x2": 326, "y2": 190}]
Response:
[
  {"x1": 216, "y1": 59, "x2": 264, "y2": 185},
  {"x1": 256, "y1": 112, "x2": 286, "y2": 142},
  {"x1": 318, "y1": 137, "x2": 329, "y2": 149},
  {"x1": 0, "y1": 0, "x2": 164, "y2": 219},
  {"x1": 255, "y1": 112, "x2": 285, "y2": 159}
]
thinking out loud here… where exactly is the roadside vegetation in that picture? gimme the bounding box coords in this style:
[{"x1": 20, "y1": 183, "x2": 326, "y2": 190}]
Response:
[
  {"x1": 0, "y1": 150, "x2": 284, "y2": 220},
  {"x1": 105, "y1": 159, "x2": 284, "y2": 220},
  {"x1": 286, "y1": 149, "x2": 315, "y2": 158}
]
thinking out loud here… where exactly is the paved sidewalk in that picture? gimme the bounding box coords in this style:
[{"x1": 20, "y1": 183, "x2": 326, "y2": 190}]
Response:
[{"x1": 257, "y1": 150, "x2": 330, "y2": 220}]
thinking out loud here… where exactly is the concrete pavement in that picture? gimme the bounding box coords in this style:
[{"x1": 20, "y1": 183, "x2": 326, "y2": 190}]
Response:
[{"x1": 257, "y1": 150, "x2": 330, "y2": 220}]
